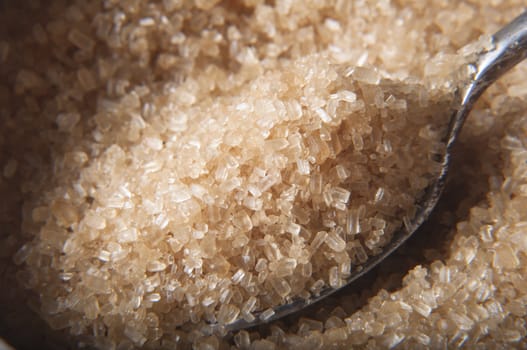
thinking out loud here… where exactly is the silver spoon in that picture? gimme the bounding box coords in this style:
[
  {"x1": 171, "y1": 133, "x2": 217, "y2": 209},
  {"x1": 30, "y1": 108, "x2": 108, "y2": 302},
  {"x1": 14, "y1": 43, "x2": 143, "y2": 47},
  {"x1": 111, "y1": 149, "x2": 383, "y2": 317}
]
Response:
[{"x1": 225, "y1": 11, "x2": 527, "y2": 331}]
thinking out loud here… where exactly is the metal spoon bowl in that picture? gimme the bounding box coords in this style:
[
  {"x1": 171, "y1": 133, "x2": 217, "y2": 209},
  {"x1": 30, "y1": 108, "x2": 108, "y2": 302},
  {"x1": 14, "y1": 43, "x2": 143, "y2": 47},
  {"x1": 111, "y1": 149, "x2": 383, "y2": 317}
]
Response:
[{"x1": 225, "y1": 11, "x2": 527, "y2": 332}]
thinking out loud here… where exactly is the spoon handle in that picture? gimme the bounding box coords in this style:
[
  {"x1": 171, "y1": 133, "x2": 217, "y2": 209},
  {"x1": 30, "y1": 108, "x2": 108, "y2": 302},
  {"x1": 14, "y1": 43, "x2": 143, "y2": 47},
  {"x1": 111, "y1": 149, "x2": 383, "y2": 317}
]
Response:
[
  {"x1": 462, "y1": 11, "x2": 527, "y2": 108},
  {"x1": 446, "y1": 11, "x2": 527, "y2": 159}
]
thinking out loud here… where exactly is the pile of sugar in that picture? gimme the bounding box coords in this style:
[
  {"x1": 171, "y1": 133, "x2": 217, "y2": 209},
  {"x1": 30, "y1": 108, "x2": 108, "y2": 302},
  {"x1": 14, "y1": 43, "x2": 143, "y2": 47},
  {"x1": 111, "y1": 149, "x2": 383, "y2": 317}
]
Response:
[
  {"x1": 15, "y1": 53, "x2": 455, "y2": 329},
  {"x1": 0, "y1": 0, "x2": 526, "y2": 349}
]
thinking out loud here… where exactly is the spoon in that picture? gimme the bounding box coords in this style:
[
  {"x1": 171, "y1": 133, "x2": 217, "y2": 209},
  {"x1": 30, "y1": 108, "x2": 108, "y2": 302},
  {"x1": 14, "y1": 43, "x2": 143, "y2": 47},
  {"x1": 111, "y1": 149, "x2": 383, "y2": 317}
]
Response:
[{"x1": 224, "y1": 11, "x2": 527, "y2": 331}]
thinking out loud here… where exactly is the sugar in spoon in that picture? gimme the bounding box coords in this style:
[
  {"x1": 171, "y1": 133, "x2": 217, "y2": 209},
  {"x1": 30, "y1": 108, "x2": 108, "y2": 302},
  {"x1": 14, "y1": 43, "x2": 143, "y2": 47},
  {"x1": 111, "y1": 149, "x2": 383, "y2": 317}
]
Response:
[{"x1": 224, "y1": 10, "x2": 527, "y2": 331}]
